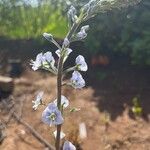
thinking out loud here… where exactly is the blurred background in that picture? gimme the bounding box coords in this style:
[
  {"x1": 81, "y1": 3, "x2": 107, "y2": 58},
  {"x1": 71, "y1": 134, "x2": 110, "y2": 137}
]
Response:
[{"x1": 0, "y1": 0, "x2": 150, "y2": 150}]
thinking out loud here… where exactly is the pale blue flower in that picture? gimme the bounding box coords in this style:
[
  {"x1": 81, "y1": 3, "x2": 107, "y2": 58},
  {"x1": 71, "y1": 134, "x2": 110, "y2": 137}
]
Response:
[
  {"x1": 77, "y1": 31, "x2": 87, "y2": 39},
  {"x1": 76, "y1": 55, "x2": 88, "y2": 71},
  {"x1": 67, "y1": 5, "x2": 77, "y2": 22},
  {"x1": 31, "y1": 52, "x2": 55, "y2": 71},
  {"x1": 71, "y1": 71, "x2": 85, "y2": 89},
  {"x1": 63, "y1": 141, "x2": 76, "y2": 150},
  {"x1": 77, "y1": 25, "x2": 89, "y2": 40},
  {"x1": 32, "y1": 91, "x2": 44, "y2": 110},
  {"x1": 63, "y1": 38, "x2": 70, "y2": 47},
  {"x1": 31, "y1": 53, "x2": 43, "y2": 71},
  {"x1": 56, "y1": 48, "x2": 72, "y2": 62},
  {"x1": 42, "y1": 103, "x2": 64, "y2": 126},
  {"x1": 54, "y1": 95, "x2": 69, "y2": 108},
  {"x1": 43, "y1": 33, "x2": 53, "y2": 42},
  {"x1": 42, "y1": 52, "x2": 55, "y2": 68}
]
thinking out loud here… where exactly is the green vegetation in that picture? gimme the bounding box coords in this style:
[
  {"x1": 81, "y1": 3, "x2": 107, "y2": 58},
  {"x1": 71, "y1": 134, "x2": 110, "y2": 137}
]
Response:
[
  {"x1": 0, "y1": 1, "x2": 68, "y2": 39},
  {"x1": 85, "y1": 0, "x2": 150, "y2": 65},
  {"x1": 0, "y1": 0, "x2": 149, "y2": 65},
  {"x1": 132, "y1": 97, "x2": 143, "y2": 117}
]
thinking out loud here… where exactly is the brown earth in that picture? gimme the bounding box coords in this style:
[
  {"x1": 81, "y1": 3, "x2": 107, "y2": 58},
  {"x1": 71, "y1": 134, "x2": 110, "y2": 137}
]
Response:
[{"x1": 0, "y1": 66, "x2": 150, "y2": 150}]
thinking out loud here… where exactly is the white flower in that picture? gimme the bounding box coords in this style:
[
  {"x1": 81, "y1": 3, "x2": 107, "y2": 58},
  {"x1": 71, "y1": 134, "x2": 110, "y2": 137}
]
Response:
[
  {"x1": 31, "y1": 53, "x2": 43, "y2": 71},
  {"x1": 63, "y1": 141, "x2": 76, "y2": 150},
  {"x1": 55, "y1": 48, "x2": 72, "y2": 62},
  {"x1": 71, "y1": 71, "x2": 85, "y2": 89},
  {"x1": 76, "y1": 25, "x2": 89, "y2": 40},
  {"x1": 53, "y1": 95, "x2": 69, "y2": 108},
  {"x1": 32, "y1": 91, "x2": 44, "y2": 110},
  {"x1": 53, "y1": 130, "x2": 65, "y2": 139},
  {"x1": 76, "y1": 55, "x2": 88, "y2": 71}
]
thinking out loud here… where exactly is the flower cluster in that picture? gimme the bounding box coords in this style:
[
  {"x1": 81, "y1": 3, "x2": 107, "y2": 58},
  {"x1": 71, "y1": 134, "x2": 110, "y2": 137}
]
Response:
[
  {"x1": 30, "y1": 3, "x2": 90, "y2": 150},
  {"x1": 32, "y1": 91, "x2": 76, "y2": 148},
  {"x1": 31, "y1": 51, "x2": 56, "y2": 72},
  {"x1": 31, "y1": 2, "x2": 90, "y2": 150},
  {"x1": 31, "y1": 39, "x2": 88, "y2": 90}
]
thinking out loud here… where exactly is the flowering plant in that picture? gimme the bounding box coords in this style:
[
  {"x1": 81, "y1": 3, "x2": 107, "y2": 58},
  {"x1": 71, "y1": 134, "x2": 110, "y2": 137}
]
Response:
[{"x1": 31, "y1": 0, "x2": 141, "y2": 149}]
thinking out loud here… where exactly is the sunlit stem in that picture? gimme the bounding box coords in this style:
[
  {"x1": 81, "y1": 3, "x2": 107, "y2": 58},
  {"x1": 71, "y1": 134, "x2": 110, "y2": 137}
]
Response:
[{"x1": 52, "y1": 39, "x2": 62, "y2": 50}]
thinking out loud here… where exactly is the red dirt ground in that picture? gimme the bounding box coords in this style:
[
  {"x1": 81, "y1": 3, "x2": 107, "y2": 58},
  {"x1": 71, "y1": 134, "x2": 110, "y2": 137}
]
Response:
[{"x1": 0, "y1": 68, "x2": 150, "y2": 150}]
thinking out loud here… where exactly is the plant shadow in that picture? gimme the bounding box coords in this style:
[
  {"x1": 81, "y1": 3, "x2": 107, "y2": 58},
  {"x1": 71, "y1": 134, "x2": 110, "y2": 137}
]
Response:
[{"x1": 87, "y1": 65, "x2": 150, "y2": 121}]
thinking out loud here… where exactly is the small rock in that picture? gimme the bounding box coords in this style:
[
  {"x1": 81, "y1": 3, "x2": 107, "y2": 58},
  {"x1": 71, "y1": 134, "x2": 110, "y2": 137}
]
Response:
[{"x1": 79, "y1": 122, "x2": 87, "y2": 139}]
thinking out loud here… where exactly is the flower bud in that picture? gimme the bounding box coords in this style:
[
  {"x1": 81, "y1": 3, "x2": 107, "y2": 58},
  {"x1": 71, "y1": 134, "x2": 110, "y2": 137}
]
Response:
[
  {"x1": 67, "y1": 5, "x2": 77, "y2": 22},
  {"x1": 43, "y1": 33, "x2": 53, "y2": 42}
]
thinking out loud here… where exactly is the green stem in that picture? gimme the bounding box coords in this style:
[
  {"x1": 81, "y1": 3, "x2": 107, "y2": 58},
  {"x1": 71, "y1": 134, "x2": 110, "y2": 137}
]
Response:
[{"x1": 52, "y1": 39, "x2": 62, "y2": 50}]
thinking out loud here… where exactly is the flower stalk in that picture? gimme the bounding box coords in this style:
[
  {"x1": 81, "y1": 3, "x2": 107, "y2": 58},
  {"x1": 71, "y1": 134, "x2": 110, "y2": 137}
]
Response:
[
  {"x1": 55, "y1": 17, "x2": 82, "y2": 149},
  {"x1": 55, "y1": 55, "x2": 63, "y2": 150}
]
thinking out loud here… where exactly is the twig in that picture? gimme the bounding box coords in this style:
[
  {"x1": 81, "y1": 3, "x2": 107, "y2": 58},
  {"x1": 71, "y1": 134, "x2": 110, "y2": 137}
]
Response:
[
  {"x1": 1, "y1": 100, "x2": 55, "y2": 150},
  {"x1": 17, "y1": 97, "x2": 25, "y2": 118},
  {"x1": 0, "y1": 121, "x2": 6, "y2": 144},
  {"x1": 17, "y1": 118, "x2": 55, "y2": 150},
  {"x1": 4, "y1": 108, "x2": 15, "y2": 125}
]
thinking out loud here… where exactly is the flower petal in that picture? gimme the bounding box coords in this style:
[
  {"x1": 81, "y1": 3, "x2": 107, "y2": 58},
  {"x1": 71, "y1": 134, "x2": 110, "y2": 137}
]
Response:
[
  {"x1": 42, "y1": 103, "x2": 64, "y2": 126},
  {"x1": 55, "y1": 49, "x2": 61, "y2": 57},
  {"x1": 76, "y1": 55, "x2": 88, "y2": 71},
  {"x1": 63, "y1": 141, "x2": 76, "y2": 150},
  {"x1": 71, "y1": 71, "x2": 85, "y2": 89},
  {"x1": 54, "y1": 95, "x2": 69, "y2": 108},
  {"x1": 76, "y1": 25, "x2": 89, "y2": 40},
  {"x1": 53, "y1": 131, "x2": 65, "y2": 139},
  {"x1": 31, "y1": 53, "x2": 43, "y2": 71}
]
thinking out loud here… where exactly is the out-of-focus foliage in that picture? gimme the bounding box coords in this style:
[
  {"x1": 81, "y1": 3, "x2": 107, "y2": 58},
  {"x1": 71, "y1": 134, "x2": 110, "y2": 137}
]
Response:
[
  {"x1": 0, "y1": 0, "x2": 149, "y2": 65},
  {"x1": 0, "y1": 0, "x2": 68, "y2": 39},
  {"x1": 85, "y1": 0, "x2": 150, "y2": 65}
]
